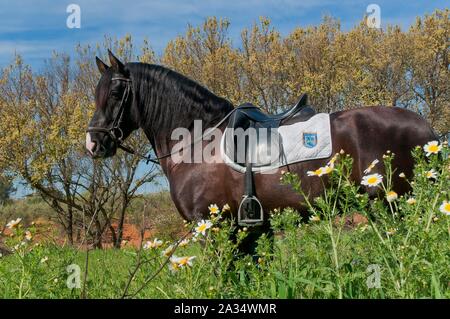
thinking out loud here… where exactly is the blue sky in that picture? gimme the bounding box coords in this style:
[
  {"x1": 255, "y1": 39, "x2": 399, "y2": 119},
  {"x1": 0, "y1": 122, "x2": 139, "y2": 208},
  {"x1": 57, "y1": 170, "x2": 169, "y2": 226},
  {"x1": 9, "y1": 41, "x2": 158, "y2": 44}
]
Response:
[
  {"x1": 0, "y1": 0, "x2": 447, "y2": 69},
  {"x1": 2, "y1": 0, "x2": 447, "y2": 197}
]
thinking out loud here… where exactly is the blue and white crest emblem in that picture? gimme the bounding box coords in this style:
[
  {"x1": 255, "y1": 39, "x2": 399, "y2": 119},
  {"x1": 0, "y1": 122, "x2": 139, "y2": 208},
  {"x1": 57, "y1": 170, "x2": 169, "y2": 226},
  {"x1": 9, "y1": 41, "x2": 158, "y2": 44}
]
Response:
[{"x1": 303, "y1": 132, "x2": 318, "y2": 148}]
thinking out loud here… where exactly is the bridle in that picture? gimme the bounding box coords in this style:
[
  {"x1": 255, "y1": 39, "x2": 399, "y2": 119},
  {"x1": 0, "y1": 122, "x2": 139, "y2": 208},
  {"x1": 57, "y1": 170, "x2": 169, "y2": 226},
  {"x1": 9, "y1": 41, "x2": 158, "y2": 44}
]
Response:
[
  {"x1": 86, "y1": 76, "x2": 161, "y2": 164},
  {"x1": 86, "y1": 77, "x2": 131, "y2": 145},
  {"x1": 86, "y1": 76, "x2": 237, "y2": 165}
]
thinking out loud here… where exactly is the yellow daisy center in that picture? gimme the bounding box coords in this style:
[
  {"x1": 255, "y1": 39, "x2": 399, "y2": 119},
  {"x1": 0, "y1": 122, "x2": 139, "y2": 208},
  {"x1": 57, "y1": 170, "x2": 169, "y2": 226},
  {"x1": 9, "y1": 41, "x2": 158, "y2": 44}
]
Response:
[
  {"x1": 314, "y1": 168, "x2": 323, "y2": 175},
  {"x1": 367, "y1": 176, "x2": 378, "y2": 184},
  {"x1": 197, "y1": 224, "x2": 207, "y2": 232},
  {"x1": 426, "y1": 171, "x2": 434, "y2": 178},
  {"x1": 178, "y1": 257, "x2": 189, "y2": 266},
  {"x1": 428, "y1": 145, "x2": 438, "y2": 152},
  {"x1": 444, "y1": 203, "x2": 450, "y2": 212},
  {"x1": 171, "y1": 262, "x2": 180, "y2": 270}
]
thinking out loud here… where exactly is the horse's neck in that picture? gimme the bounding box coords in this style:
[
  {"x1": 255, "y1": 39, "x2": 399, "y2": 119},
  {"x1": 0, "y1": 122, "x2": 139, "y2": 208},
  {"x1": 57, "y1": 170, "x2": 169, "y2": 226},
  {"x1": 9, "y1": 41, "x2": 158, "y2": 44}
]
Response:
[
  {"x1": 150, "y1": 123, "x2": 227, "y2": 177},
  {"x1": 138, "y1": 88, "x2": 231, "y2": 159}
]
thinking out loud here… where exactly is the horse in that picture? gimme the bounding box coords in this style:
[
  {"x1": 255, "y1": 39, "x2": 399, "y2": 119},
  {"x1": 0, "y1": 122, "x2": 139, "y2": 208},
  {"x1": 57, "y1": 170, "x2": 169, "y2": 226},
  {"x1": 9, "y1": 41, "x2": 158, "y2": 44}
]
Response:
[{"x1": 86, "y1": 51, "x2": 437, "y2": 253}]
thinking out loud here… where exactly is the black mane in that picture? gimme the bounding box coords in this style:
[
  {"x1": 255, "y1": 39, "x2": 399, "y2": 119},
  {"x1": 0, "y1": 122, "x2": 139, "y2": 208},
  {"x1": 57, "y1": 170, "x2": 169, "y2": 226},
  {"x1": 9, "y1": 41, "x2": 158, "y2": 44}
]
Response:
[{"x1": 125, "y1": 63, "x2": 234, "y2": 141}]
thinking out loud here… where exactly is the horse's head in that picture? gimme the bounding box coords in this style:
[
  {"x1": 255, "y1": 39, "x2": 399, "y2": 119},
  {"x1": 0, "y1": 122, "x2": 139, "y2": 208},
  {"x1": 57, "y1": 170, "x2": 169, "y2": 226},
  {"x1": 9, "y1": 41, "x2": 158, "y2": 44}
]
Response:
[{"x1": 86, "y1": 50, "x2": 138, "y2": 158}]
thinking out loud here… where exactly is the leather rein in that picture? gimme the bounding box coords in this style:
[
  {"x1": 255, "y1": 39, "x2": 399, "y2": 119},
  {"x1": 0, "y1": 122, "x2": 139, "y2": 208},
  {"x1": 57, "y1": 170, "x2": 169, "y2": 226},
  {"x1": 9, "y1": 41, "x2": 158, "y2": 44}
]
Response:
[{"x1": 86, "y1": 77, "x2": 236, "y2": 165}]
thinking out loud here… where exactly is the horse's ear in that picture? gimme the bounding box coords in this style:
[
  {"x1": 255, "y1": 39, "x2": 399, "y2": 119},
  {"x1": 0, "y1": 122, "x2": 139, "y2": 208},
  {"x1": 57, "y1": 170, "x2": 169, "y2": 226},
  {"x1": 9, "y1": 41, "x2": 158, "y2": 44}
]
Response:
[
  {"x1": 95, "y1": 56, "x2": 109, "y2": 74},
  {"x1": 108, "y1": 49, "x2": 125, "y2": 73}
]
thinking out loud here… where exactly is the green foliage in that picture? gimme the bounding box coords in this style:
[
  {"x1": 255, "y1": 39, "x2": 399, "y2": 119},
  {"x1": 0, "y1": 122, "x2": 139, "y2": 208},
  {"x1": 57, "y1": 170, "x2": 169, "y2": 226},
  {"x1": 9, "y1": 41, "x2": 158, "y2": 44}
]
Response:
[{"x1": 1, "y1": 142, "x2": 448, "y2": 298}]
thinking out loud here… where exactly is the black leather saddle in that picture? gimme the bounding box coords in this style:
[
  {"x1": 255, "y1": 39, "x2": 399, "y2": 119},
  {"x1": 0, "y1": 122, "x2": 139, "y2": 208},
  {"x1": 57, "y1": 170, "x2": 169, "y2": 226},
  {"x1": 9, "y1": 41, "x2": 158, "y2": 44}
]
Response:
[
  {"x1": 225, "y1": 93, "x2": 316, "y2": 166},
  {"x1": 224, "y1": 93, "x2": 316, "y2": 227},
  {"x1": 227, "y1": 93, "x2": 315, "y2": 131}
]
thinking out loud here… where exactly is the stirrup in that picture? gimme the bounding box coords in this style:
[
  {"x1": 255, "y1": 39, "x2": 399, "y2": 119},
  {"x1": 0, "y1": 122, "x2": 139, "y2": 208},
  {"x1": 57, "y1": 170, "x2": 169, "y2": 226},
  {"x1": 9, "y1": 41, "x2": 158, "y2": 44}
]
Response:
[{"x1": 238, "y1": 195, "x2": 264, "y2": 227}]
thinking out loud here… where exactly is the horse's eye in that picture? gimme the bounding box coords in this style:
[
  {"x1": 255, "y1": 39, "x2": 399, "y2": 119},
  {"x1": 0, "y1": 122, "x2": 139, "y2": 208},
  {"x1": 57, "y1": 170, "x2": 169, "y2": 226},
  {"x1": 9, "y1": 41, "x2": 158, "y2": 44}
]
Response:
[{"x1": 110, "y1": 90, "x2": 121, "y2": 98}]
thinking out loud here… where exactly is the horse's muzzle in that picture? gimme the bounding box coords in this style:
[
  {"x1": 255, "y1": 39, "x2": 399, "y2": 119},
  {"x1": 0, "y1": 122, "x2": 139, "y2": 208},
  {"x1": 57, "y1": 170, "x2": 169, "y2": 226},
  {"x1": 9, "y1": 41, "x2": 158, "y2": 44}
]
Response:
[
  {"x1": 85, "y1": 132, "x2": 114, "y2": 158},
  {"x1": 86, "y1": 133, "x2": 96, "y2": 156}
]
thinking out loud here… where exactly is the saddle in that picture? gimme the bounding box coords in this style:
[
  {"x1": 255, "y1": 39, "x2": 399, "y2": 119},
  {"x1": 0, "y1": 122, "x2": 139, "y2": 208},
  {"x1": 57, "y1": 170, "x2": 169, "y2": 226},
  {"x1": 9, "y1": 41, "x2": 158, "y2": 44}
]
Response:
[
  {"x1": 227, "y1": 93, "x2": 315, "y2": 131},
  {"x1": 225, "y1": 94, "x2": 316, "y2": 167},
  {"x1": 225, "y1": 94, "x2": 316, "y2": 227}
]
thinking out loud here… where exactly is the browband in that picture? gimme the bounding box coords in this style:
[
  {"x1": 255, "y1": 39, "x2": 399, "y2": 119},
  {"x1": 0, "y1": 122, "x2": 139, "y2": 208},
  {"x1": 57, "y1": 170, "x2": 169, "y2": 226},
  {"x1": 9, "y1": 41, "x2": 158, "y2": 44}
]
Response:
[{"x1": 111, "y1": 77, "x2": 131, "y2": 82}]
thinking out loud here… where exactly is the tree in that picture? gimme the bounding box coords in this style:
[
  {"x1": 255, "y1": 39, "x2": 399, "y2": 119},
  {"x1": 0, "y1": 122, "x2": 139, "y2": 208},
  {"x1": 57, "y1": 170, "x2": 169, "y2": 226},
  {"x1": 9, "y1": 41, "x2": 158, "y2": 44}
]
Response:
[
  {"x1": 239, "y1": 17, "x2": 290, "y2": 112},
  {"x1": 0, "y1": 175, "x2": 15, "y2": 206},
  {"x1": 285, "y1": 16, "x2": 344, "y2": 112},
  {"x1": 0, "y1": 36, "x2": 159, "y2": 247},
  {"x1": 162, "y1": 17, "x2": 243, "y2": 105},
  {"x1": 408, "y1": 9, "x2": 449, "y2": 133}
]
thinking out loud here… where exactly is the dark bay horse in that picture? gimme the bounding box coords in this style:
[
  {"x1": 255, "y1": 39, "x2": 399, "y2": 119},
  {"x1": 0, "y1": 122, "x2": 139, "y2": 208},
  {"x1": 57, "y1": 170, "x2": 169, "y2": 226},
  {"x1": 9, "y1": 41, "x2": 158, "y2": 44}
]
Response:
[{"x1": 86, "y1": 51, "x2": 437, "y2": 249}]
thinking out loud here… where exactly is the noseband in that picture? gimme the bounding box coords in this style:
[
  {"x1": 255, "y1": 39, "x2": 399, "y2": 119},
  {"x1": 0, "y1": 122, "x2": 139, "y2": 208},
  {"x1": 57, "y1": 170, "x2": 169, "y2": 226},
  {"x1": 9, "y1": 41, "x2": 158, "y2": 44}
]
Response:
[{"x1": 86, "y1": 76, "x2": 132, "y2": 144}]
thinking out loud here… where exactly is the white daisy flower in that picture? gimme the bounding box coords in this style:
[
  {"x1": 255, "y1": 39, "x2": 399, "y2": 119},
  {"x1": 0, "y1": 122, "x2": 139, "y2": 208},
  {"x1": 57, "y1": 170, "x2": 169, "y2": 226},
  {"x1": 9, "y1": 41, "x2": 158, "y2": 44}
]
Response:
[
  {"x1": 439, "y1": 200, "x2": 450, "y2": 216},
  {"x1": 195, "y1": 220, "x2": 212, "y2": 236},
  {"x1": 162, "y1": 245, "x2": 175, "y2": 257},
  {"x1": 307, "y1": 165, "x2": 332, "y2": 177},
  {"x1": 6, "y1": 218, "x2": 22, "y2": 229},
  {"x1": 323, "y1": 165, "x2": 334, "y2": 175},
  {"x1": 423, "y1": 141, "x2": 442, "y2": 156},
  {"x1": 178, "y1": 238, "x2": 190, "y2": 247},
  {"x1": 169, "y1": 261, "x2": 181, "y2": 272},
  {"x1": 327, "y1": 153, "x2": 339, "y2": 167},
  {"x1": 406, "y1": 198, "x2": 416, "y2": 205},
  {"x1": 307, "y1": 167, "x2": 324, "y2": 177},
  {"x1": 386, "y1": 191, "x2": 398, "y2": 203},
  {"x1": 361, "y1": 173, "x2": 383, "y2": 187},
  {"x1": 222, "y1": 203, "x2": 231, "y2": 212},
  {"x1": 208, "y1": 204, "x2": 220, "y2": 215},
  {"x1": 170, "y1": 255, "x2": 196, "y2": 268},
  {"x1": 143, "y1": 238, "x2": 163, "y2": 250},
  {"x1": 425, "y1": 169, "x2": 437, "y2": 180},
  {"x1": 364, "y1": 159, "x2": 379, "y2": 174}
]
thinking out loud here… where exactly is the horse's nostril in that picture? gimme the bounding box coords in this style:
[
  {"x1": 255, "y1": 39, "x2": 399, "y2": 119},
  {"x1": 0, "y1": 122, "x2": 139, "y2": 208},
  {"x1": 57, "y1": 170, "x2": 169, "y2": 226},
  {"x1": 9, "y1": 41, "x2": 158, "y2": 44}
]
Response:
[{"x1": 86, "y1": 133, "x2": 97, "y2": 155}]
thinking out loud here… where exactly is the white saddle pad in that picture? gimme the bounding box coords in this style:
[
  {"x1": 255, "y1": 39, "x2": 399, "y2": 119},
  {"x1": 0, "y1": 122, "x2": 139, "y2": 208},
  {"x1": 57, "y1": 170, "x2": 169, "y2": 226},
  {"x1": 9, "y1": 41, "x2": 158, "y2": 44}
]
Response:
[{"x1": 221, "y1": 113, "x2": 332, "y2": 173}]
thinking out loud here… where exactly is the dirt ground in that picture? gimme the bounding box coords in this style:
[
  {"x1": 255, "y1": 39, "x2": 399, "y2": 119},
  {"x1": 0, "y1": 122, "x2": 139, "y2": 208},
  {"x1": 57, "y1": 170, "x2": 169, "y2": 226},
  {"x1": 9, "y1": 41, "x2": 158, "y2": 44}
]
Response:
[{"x1": 1, "y1": 218, "x2": 156, "y2": 249}]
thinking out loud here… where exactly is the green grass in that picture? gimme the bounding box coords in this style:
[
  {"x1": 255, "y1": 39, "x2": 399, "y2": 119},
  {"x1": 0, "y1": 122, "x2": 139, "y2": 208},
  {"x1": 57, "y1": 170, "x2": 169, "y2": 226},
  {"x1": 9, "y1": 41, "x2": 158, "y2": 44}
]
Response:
[
  {"x1": 0, "y1": 144, "x2": 449, "y2": 299},
  {"x1": 0, "y1": 217, "x2": 447, "y2": 299}
]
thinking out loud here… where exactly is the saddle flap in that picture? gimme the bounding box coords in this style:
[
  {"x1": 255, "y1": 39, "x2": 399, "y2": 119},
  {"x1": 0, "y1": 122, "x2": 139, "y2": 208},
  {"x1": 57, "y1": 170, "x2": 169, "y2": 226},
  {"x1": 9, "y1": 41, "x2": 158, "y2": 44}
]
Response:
[{"x1": 222, "y1": 125, "x2": 282, "y2": 167}]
